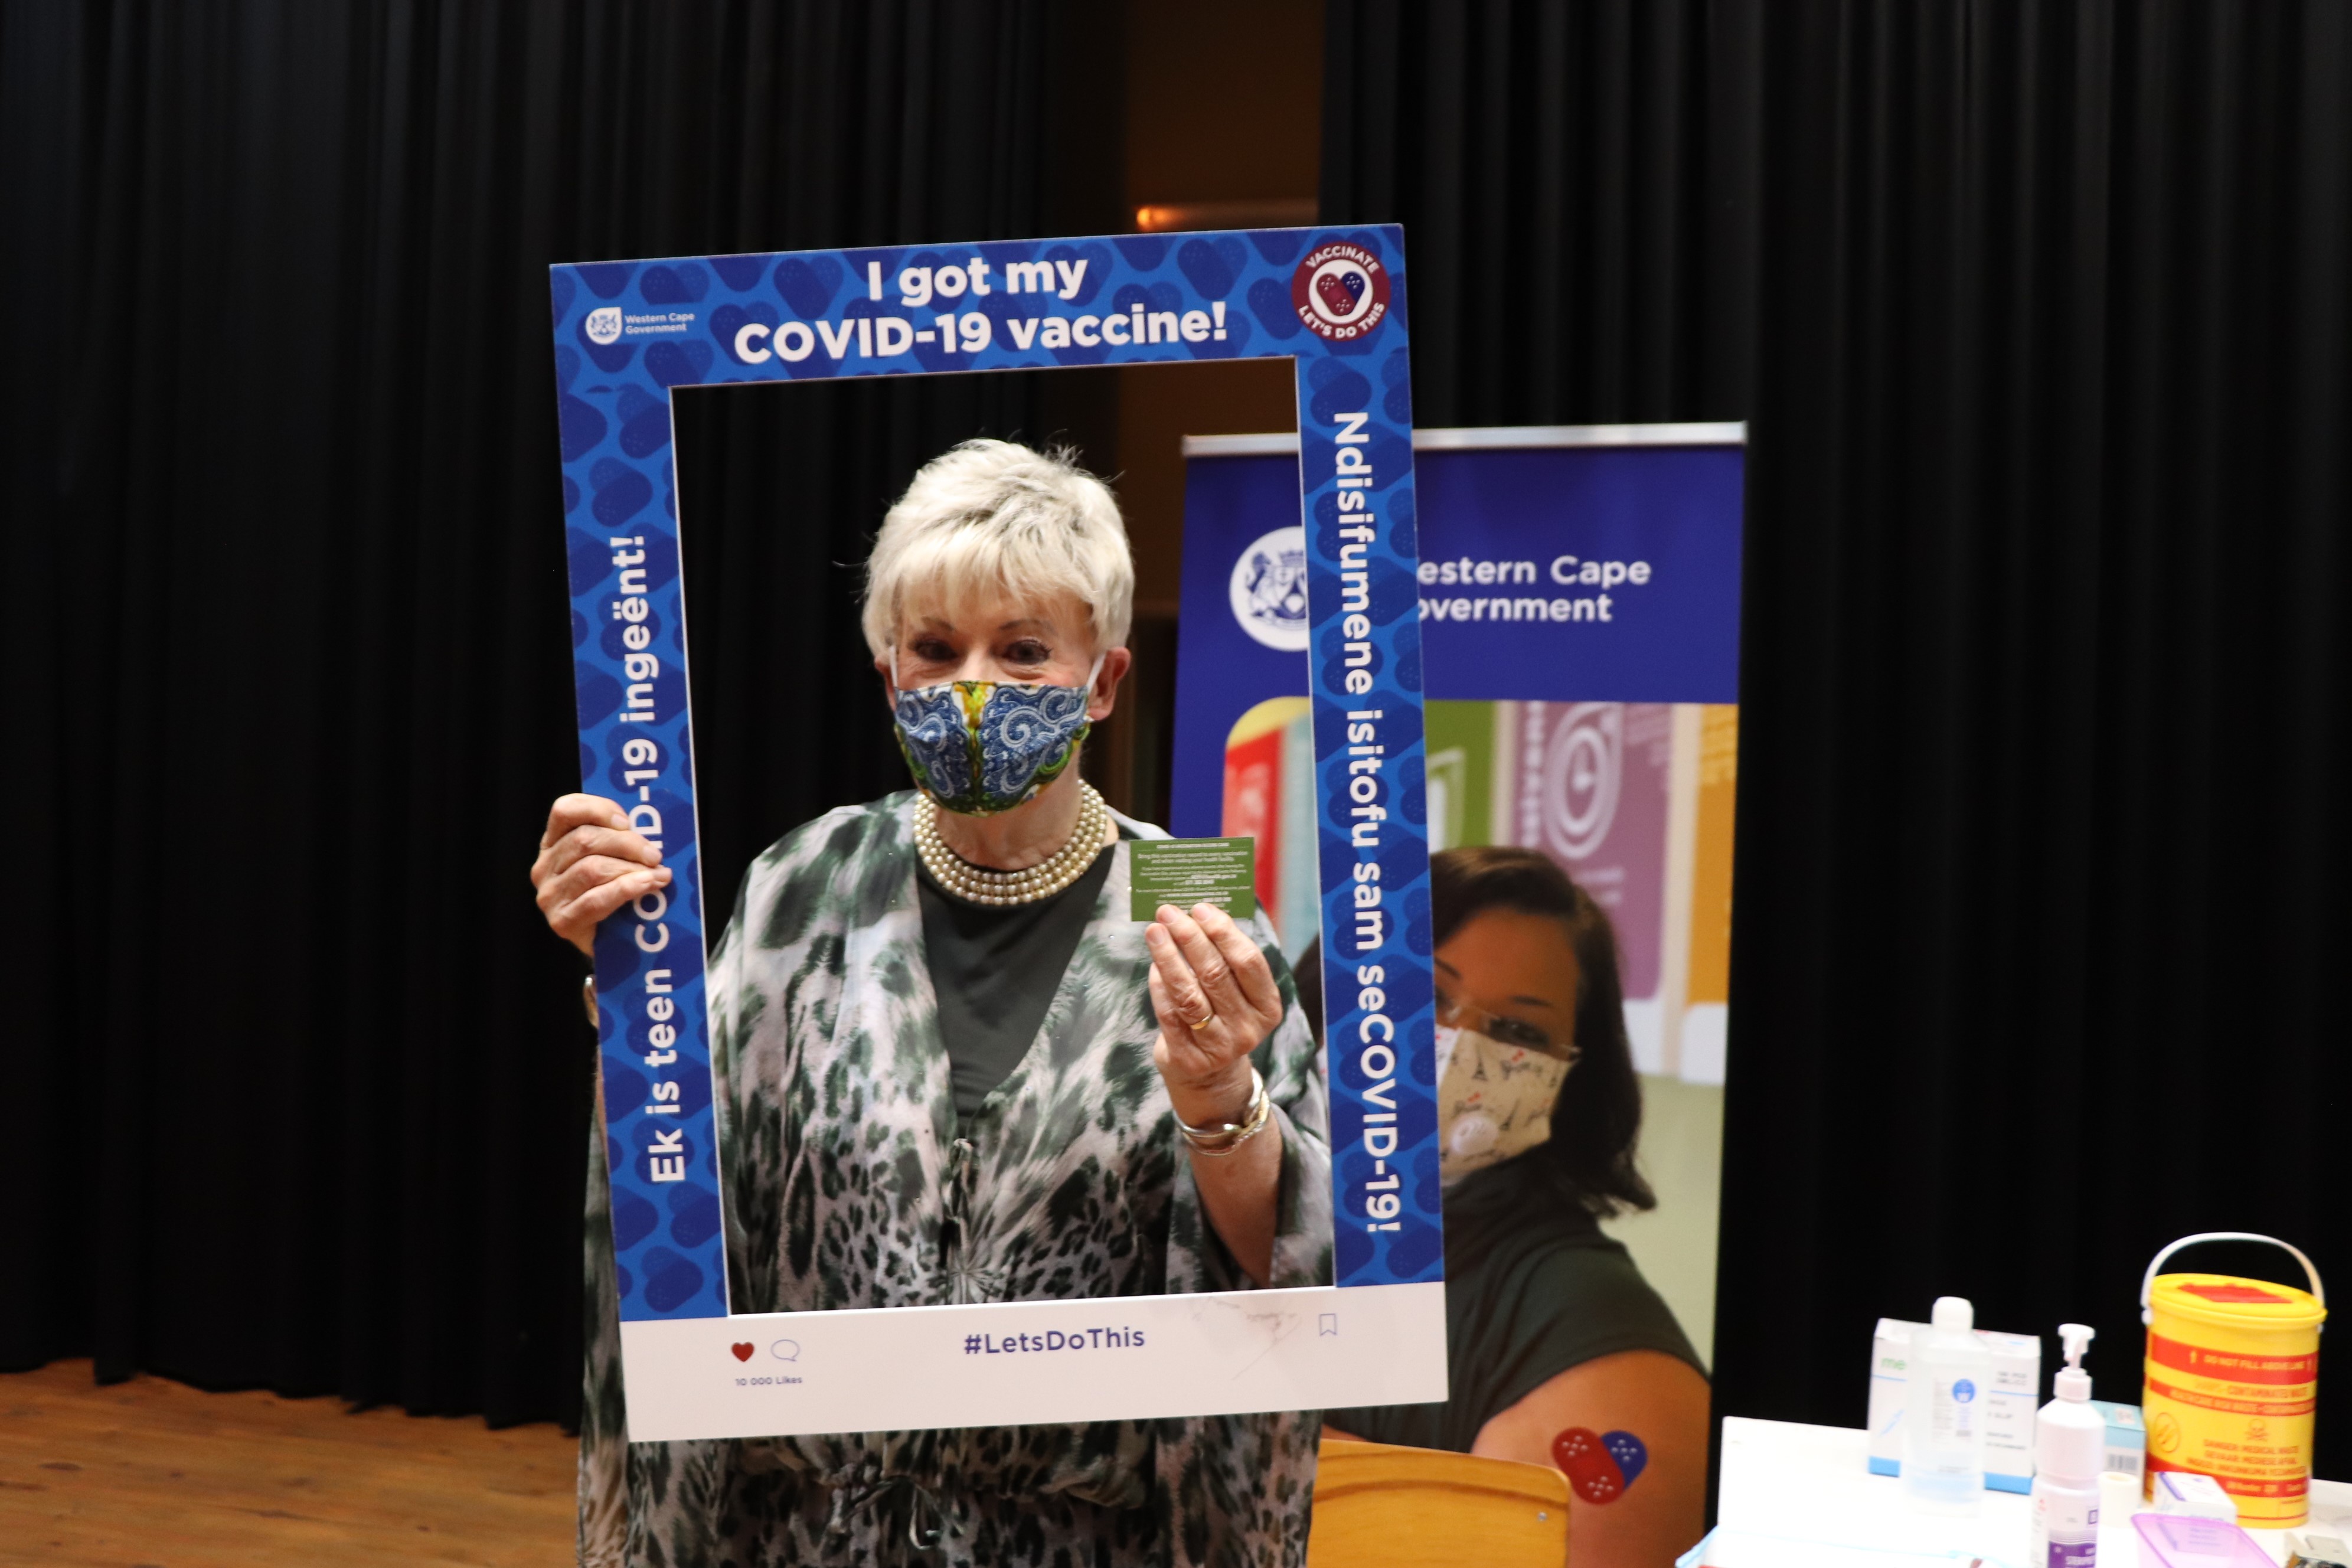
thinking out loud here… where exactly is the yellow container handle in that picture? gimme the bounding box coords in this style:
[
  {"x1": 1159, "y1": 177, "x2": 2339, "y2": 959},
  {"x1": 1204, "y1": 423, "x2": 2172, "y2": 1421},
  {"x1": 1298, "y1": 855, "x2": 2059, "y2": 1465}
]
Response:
[{"x1": 2140, "y1": 1231, "x2": 2326, "y2": 1329}]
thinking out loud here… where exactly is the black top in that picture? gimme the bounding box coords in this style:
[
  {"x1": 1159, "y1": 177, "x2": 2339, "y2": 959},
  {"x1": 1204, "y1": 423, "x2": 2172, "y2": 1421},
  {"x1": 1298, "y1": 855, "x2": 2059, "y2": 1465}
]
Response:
[
  {"x1": 1327, "y1": 1150, "x2": 1706, "y2": 1451},
  {"x1": 918, "y1": 841, "x2": 1119, "y2": 1118}
]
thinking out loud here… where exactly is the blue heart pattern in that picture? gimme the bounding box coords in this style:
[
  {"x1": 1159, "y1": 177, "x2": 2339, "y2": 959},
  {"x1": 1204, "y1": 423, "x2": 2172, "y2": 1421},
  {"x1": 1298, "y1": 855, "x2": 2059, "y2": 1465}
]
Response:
[
  {"x1": 1604, "y1": 1429, "x2": 1648, "y2": 1488},
  {"x1": 556, "y1": 225, "x2": 1430, "y2": 1321}
]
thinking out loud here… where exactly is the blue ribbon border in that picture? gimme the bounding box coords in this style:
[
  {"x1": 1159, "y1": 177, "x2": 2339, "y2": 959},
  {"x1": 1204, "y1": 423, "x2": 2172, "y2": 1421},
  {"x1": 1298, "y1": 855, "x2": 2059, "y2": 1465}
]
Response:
[{"x1": 553, "y1": 227, "x2": 1439, "y2": 1323}]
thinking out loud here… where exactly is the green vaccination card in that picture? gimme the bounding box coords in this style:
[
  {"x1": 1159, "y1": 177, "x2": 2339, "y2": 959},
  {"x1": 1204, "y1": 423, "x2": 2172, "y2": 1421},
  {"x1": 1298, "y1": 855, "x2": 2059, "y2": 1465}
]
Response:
[{"x1": 1129, "y1": 838, "x2": 1257, "y2": 921}]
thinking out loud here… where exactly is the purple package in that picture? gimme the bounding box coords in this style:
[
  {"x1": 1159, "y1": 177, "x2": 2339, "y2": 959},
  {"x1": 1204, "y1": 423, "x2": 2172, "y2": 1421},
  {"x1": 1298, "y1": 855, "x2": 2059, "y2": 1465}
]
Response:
[{"x1": 2133, "y1": 1511, "x2": 2273, "y2": 1568}]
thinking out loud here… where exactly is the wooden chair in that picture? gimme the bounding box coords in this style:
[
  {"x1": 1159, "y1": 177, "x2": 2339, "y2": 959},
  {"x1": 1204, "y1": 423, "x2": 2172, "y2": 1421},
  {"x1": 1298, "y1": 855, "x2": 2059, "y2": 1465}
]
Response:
[{"x1": 1308, "y1": 1437, "x2": 1572, "y2": 1567}]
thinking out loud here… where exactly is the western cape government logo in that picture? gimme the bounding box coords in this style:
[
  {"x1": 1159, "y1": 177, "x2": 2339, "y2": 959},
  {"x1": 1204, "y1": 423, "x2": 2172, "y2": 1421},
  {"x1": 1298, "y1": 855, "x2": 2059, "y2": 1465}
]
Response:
[
  {"x1": 1291, "y1": 241, "x2": 1390, "y2": 341},
  {"x1": 585, "y1": 306, "x2": 624, "y2": 345},
  {"x1": 1230, "y1": 526, "x2": 1311, "y2": 651}
]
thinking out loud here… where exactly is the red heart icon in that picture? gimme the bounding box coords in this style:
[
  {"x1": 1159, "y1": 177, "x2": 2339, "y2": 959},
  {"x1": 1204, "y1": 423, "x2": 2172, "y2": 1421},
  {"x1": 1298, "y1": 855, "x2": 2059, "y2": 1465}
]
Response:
[
  {"x1": 1553, "y1": 1426, "x2": 1631, "y2": 1505},
  {"x1": 730, "y1": 1342, "x2": 754, "y2": 1362}
]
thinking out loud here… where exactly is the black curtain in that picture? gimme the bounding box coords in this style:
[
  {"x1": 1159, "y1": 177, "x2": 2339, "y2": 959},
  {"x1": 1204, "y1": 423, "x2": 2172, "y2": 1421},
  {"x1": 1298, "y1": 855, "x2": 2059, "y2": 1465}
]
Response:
[
  {"x1": 1326, "y1": 0, "x2": 2352, "y2": 1475},
  {"x1": 6, "y1": 0, "x2": 1121, "y2": 1427}
]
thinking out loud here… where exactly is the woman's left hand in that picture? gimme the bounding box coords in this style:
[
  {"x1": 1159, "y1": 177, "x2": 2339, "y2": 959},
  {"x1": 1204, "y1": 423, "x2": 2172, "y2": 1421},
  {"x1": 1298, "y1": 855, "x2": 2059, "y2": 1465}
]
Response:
[{"x1": 1145, "y1": 903, "x2": 1287, "y2": 1126}]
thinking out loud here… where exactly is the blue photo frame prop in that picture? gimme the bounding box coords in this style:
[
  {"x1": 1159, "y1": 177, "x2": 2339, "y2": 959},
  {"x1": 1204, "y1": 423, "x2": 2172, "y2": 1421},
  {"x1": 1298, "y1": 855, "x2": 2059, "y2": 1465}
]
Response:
[{"x1": 555, "y1": 228, "x2": 1443, "y2": 1439}]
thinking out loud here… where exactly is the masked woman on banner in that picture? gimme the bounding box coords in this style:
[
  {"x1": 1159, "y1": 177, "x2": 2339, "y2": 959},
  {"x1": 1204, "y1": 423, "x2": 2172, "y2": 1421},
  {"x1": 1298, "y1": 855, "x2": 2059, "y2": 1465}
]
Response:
[
  {"x1": 1314, "y1": 847, "x2": 1710, "y2": 1566},
  {"x1": 528, "y1": 440, "x2": 1332, "y2": 1567}
]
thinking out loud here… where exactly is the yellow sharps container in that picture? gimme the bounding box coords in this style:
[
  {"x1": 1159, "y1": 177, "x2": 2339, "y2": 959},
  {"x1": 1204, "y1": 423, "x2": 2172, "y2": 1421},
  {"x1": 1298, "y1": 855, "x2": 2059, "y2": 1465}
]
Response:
[{"x1": 2141, "y1": 1232, "x2": 2327, "y2": 1528}]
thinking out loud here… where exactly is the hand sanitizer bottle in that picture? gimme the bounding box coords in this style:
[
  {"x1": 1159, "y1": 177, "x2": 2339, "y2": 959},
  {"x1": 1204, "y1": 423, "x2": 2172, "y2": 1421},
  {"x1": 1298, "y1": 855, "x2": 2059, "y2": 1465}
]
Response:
[
  {"x1": 1906, "y1": 1295, "x2": 1991, "y2": 1513},
  {"x1": 2030, "y1": 1324, "x2": 2106, "y2": 1567}
]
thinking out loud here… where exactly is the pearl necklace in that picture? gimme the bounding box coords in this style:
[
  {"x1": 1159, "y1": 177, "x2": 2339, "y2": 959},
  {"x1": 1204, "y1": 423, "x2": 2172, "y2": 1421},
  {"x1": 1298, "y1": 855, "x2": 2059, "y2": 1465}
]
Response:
[{"x1": 915, "y1": 782, "x2": 1110, "y2": 906}]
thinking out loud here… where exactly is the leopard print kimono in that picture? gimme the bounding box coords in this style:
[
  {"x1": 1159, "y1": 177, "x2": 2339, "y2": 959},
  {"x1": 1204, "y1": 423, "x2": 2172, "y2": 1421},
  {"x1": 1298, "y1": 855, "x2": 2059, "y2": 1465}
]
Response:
[{"x1": 579, "y1": 793, "x2": 1334, "y2": 1566}]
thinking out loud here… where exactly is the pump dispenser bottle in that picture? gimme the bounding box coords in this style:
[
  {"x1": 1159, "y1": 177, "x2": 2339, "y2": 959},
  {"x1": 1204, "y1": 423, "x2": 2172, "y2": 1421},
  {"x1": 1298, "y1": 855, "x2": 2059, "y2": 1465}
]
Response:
[
  {"x1": 2030, "y1": 1324, "x2": 2106, "y2": 1567},
  {"x1": 1905, "y1": 1296, "x2": 1992, "y2": 1513}
]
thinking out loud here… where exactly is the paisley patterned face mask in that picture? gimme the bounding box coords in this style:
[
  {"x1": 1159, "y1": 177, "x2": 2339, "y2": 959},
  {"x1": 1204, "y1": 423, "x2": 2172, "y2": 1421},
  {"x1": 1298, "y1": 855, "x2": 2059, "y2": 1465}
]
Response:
[
  {"x1": 891, "y1": 656, "x2": 1101, "y2": 816},
  {"x1": 1431, "y1": 1024, "x2": 1573, "y2": 1186}
]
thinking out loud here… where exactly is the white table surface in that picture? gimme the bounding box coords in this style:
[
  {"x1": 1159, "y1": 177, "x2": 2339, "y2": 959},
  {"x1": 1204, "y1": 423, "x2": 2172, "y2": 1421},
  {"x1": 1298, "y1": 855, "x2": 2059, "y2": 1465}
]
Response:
[{"x1": 1704, "y1": 1417, "x2": 2352, "y2": 1567}]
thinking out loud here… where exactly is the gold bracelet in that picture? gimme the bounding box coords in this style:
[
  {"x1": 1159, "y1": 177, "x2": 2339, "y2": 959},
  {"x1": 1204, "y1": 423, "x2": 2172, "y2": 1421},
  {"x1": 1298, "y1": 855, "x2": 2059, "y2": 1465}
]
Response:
[{"x1": 1175, "y1": 1067, "x2": 1270, "y2": 1156}]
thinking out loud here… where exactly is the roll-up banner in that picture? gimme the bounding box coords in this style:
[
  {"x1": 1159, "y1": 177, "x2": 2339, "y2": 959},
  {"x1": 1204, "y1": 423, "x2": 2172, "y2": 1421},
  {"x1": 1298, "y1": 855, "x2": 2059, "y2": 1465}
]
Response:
[{"x1": 1174, "y1": 424, "x2": 1745, "y2": 1360}]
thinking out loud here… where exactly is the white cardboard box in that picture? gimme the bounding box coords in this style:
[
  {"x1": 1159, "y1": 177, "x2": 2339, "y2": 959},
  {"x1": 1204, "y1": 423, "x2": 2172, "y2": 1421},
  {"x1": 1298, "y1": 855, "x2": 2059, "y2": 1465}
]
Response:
[
  {"x1": 2090, "y1": 1398, "x2": 2147, "y2": 1479},
  {"x1": 1867, "y1": 1317, "x2": 2042, "y2": 1494}
]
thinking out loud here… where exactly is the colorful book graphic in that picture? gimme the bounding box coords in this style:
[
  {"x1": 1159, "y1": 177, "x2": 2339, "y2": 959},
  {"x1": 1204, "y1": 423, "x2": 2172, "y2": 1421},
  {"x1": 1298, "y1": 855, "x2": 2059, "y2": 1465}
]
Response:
[{"x1": 1222, "y1": 697, "x2": 1737, "y2": 1086}]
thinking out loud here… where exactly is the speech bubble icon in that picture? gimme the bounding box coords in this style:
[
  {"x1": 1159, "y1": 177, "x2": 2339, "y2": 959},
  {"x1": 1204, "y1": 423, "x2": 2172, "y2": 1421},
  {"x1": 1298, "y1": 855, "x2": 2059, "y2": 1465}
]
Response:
[{"x1": 770, "y1": 1339, "x2": 800, "y2": 1362}]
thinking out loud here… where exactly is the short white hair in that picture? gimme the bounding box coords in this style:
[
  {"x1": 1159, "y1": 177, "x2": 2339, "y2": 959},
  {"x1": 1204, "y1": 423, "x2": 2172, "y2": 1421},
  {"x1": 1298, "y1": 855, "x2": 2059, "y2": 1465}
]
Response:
[{"x1": 860, "y1": 439, "x2": 1135, "y2": 660}]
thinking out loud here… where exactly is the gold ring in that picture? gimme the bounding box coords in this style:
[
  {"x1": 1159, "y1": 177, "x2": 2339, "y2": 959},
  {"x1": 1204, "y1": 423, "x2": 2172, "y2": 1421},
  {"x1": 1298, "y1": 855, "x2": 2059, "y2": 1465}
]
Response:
[{"x1": 1187, "y1": 1010, "x2": 1216, "y2": 1031}]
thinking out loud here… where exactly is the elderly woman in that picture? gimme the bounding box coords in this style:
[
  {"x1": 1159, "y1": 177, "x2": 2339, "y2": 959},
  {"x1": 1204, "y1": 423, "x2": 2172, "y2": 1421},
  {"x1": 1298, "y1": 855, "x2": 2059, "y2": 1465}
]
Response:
[{"x1": 528, "y1": 440, "x2": 1333, "y2": 1567}]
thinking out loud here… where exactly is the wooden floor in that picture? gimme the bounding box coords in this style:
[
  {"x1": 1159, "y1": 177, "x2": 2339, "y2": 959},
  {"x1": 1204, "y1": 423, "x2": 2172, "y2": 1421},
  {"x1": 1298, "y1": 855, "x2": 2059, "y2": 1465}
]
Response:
[{"x1": 0, "y1": 1361, "x2": 575, "y2": 1566}]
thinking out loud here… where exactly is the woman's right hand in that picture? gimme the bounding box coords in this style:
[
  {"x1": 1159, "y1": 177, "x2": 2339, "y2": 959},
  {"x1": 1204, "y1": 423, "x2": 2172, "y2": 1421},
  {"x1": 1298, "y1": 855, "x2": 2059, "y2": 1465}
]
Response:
[{"x1": 531, "y1": 793, "x2": 670, "y2": 958}]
